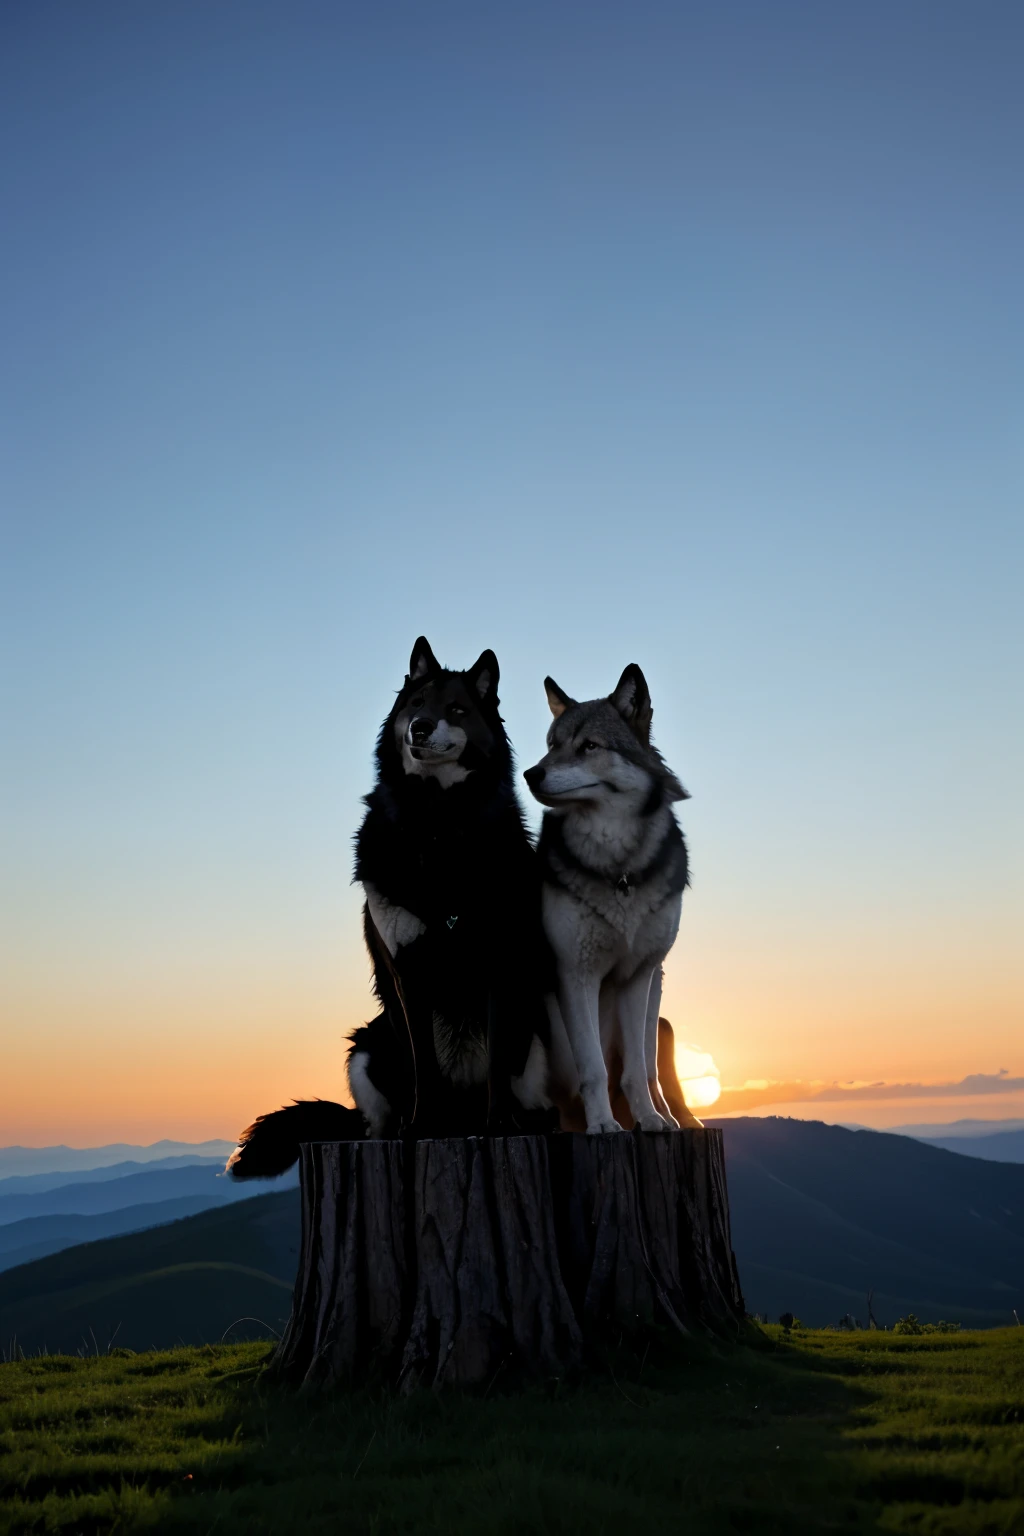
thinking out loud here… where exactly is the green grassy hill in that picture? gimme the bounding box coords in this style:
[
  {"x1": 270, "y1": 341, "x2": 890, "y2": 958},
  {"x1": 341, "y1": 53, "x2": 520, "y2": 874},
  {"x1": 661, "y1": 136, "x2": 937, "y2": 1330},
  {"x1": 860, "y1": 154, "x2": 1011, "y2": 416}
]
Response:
[
  {"x1": 1, "y1": 1327, "x2": 1022, "y2": 1534},
  {"x1": 0, "y1": 1192, "x2": 298, "y2": 1357}
]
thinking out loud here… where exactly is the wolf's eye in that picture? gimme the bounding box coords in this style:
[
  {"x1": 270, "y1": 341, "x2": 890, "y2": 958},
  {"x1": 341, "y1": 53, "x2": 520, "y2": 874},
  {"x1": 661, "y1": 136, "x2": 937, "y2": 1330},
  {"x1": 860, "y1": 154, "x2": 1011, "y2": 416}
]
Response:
[
  {"x1": 581, "y1": 740, "x2": 600, "y2": 753},
  {"x1": 409, "y1": 695, "x2": 424, "y2": 709},
  {"x1": 449, "y1": 704, "x2": 467, "y2": 718}
]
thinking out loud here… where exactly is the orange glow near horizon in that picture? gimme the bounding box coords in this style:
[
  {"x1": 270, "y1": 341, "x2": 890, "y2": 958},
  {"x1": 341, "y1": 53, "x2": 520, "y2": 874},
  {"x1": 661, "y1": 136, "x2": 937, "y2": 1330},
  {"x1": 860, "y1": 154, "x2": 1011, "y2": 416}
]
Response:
[
  {"x1": 3, "y1": 904, "x2": 1020, "y2": 1145},
  {"x1": 3, "y1": 849, "x2": 1021, "y2": 1147}
]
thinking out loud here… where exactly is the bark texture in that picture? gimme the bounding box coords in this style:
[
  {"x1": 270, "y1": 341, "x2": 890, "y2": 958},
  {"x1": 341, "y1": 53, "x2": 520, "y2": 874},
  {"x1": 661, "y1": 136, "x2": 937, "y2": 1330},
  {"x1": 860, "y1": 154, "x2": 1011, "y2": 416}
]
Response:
[{"x1": 272, "y1": 1129, "x2": 743, "y2": 1390}]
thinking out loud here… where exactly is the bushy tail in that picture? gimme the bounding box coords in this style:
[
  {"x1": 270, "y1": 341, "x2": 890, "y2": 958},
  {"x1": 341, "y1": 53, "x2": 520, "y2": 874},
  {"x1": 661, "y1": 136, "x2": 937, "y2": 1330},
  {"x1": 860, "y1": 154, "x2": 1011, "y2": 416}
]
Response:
[
  {"x1": 656, "y1": 1018, "x2": 704, "y2": 1128},
  {"x1": 226, "y1": 1099, "x2": 365, "y2": 1179}
]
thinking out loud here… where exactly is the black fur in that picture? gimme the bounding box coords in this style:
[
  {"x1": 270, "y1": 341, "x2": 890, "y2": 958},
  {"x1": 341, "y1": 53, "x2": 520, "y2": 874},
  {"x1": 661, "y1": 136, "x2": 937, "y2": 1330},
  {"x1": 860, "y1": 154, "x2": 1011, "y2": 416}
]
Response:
[
  {"x1": 226, "y1": 1100, "x2": 363, "y2": 1179},
  {"x1": 352, "y1": 639, "x2": 554, "y2": 1135}
]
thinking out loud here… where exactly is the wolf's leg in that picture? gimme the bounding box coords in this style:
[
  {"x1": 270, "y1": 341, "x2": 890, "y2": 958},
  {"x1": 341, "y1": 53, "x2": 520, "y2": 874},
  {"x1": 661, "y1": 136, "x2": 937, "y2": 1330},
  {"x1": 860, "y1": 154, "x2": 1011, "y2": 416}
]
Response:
[
  {"x1": 368, "y1": 919, "x2": 447, "y2": 1135},
  {"x1": 486, "y1": 989, "x2": 517, "y2": 1132},
  {"x1": 537, "y1": 995, "x2": 588, "y2": 1129},
  {"x1": 558, "y1": 971, "x2": 621, "y2": 1134},
  {"x1": 544, "y1": 994, "x2": 579, "y2": 1096},
  {"x1": 509, "y1": 1032, "x2": 552, "y2": 1110},
  {"x1": 598, "y1": 980, "x2": 620, "y2": 1062},
  {"x1": 347, "y1": 1050, "x2": 393, "y2": 1138},
  {"x1": 617, "y1": 966, "x2": 671, "y2": 1132},
  {"x1": 399, "y1": 981, "x2": 448, "y2": 1136},
  {"x1": 643, "y1": 966, "x2": 662, "y2": 1082},
  {"x1": 644, "y1": 968, "x2": 679, "y2": 1128},
  {"x1": 364, "y1": 885, "x2": 426, "y2": 957}
]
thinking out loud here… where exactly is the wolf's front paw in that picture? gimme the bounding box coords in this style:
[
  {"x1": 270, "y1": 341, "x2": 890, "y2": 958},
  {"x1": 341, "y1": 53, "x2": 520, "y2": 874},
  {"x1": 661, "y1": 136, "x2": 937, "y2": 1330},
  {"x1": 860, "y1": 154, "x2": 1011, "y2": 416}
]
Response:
[
  {"x1": 635, "y1": 1111, "x2": 672, "y2": 1132},
  {"x1": 586, "y1": 1116, "x2": 623, "y2": 1135}
]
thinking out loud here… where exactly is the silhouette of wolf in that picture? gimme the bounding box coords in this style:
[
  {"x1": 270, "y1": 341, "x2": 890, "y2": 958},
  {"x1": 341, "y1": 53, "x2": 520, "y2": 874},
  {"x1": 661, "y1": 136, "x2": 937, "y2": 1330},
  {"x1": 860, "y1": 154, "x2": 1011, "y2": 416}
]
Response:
[{"x1": 229, "y1": 637, "x2": 552, "y2": 1178}]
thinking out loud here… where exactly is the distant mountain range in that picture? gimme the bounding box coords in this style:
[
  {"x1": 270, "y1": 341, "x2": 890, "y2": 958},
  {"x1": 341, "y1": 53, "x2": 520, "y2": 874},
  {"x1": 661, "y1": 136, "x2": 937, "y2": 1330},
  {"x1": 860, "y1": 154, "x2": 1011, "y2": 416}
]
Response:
[
  {"x1": 0, "y1": 1157, "x2": 297, "y2": 1273},
  {"x1": 0, "y1": 1163, "x2": 260, "y2": 1225},
  {"x1": 0, "y1": 1140, "x2": 237, "y2": 1179},
  {"x1": 891, "y1": 1118, "x2": 1024, "y2": 1139},
  {"x1": 0, "y1": 1155, "x2": 230, "y2": 1197},
  {"x1": 708, "y1": 1117, "x2": 1024, "y2": 1328},
  {"x1": 746, "y1": 1118, "x2": 1024, "y2": 1164},
  {"x1": 910, "y1": 1129, "x2": 1024, "y2": 1163}
]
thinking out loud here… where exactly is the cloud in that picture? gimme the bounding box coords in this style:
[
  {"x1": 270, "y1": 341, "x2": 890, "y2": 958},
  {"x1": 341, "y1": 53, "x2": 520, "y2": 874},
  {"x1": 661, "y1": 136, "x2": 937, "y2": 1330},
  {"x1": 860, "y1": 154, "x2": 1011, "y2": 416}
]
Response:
[{"x1": 717, "y1": 1070, "x2": 1024, "y2": 1114}]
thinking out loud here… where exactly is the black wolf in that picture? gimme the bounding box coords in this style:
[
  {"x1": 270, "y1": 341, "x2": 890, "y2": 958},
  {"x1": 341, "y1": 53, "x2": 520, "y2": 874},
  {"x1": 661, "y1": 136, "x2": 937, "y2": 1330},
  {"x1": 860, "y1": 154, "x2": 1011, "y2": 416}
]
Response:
[
  {"x1": 229, "y1": 637, "x2": 552, "y2": 1178},
  {"x1": 349, "y1": 636, "x2": 553, "y2": 1136}
]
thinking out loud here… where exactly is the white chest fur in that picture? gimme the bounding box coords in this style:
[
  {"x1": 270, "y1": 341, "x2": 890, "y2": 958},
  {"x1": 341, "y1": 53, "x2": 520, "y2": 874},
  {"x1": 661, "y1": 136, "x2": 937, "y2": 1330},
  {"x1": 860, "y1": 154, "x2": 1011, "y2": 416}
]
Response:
[
  {"x1": 545, "y1": 806, "x2": 682, "y2": 973},
  {"x1": 542, "y1": 878, "x2": 682, "y2": 978},
  {"x1": 364, "y1": 883, "x2": 426, "y2": 956}
]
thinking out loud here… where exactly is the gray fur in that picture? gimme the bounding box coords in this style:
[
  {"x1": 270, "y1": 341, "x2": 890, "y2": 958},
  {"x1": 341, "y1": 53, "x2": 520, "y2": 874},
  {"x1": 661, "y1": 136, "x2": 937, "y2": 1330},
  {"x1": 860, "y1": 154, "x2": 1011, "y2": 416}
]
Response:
[{"x1": 525, "y1": 664, "x2": 699, "y2": 1134}]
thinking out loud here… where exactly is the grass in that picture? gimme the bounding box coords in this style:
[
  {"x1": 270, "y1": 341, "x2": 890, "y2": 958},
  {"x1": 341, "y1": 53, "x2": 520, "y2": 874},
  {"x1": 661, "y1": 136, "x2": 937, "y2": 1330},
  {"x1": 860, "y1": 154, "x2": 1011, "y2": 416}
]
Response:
[{"x1": 0, "y1": 1327, "x2": 1021, "y2": 1534}]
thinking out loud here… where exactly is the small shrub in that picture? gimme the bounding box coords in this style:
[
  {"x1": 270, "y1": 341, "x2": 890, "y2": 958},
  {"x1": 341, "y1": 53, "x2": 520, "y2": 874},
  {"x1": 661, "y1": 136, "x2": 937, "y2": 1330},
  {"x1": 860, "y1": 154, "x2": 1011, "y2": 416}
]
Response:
[{"x1": 893, "y1": 1315, "x2": 962, "y2": 1335}]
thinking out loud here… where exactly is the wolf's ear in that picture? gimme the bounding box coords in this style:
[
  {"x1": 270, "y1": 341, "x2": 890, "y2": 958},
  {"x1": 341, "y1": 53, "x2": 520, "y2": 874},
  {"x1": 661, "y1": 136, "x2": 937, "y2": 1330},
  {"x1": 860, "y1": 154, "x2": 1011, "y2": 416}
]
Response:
[
  {"x1": 408, "y1": 637, "x2": 440, "y2": 682},
  {"x1": 664, "y1": 771, "x2": 691, "y2": 803},
  {"x1": 467, "y1": 649, "x2": 499, "y2": 702},
  {"x1": 544, "y1": 676, "x2": 575, "y2": 719},
  {"x1": 610, "y1": 664, "x2": 653, "y2": 744}
]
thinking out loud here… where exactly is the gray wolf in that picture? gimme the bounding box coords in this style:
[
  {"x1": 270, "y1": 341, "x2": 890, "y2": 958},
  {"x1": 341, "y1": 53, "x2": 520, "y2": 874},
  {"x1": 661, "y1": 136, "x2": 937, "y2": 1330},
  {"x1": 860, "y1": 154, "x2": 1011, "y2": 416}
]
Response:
[{"x1": 524, "y1": 664, "x2": 700, "y2": 1135}]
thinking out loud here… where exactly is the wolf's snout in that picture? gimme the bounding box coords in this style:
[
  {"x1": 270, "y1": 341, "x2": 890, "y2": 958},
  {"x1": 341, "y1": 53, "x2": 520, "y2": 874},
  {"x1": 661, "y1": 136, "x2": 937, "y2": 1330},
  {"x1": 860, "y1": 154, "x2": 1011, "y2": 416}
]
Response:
[
  {"x1": 523, "y1": 764, "x2": 545, "y2": 793},
  {"x1": 410, "y1": 716, "x2": 436, "y2": 743}
]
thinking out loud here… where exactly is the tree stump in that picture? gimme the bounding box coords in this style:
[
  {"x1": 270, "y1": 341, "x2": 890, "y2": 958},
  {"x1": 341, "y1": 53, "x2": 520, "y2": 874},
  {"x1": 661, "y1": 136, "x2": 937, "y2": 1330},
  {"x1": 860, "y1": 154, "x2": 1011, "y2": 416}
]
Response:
[{"x1": 271, "y1": 1129, "x2": 744, "y2": 1391}]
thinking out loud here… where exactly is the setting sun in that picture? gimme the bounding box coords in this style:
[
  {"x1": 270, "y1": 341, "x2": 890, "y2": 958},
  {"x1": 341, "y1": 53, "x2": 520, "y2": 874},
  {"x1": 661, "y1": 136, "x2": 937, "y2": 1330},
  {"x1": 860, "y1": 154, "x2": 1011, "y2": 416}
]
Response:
[
  {"x1": 682, "y1": 1076, "x2": 722, "y2": 1111},
  {"x1": 673, "y1": 1043, "x2": 722, "y2": 1111}
]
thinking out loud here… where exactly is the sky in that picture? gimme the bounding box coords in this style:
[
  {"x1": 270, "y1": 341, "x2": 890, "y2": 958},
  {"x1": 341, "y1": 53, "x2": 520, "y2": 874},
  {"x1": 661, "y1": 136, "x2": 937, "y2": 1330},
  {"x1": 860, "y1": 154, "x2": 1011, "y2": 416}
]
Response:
[{"x1": 2, "y1": 1, "x2": 1022, "y2": 1145}]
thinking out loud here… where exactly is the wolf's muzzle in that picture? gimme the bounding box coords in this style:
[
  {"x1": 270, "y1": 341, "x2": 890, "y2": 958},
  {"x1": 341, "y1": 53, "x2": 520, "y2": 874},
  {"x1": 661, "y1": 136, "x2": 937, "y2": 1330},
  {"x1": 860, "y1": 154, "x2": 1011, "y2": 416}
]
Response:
[
  {"x1": 410, "y1": 716, "x2": 436, "y2": 744},
  {"x1": 523, "y1": 764, "x2": 546, "y2": 793}
]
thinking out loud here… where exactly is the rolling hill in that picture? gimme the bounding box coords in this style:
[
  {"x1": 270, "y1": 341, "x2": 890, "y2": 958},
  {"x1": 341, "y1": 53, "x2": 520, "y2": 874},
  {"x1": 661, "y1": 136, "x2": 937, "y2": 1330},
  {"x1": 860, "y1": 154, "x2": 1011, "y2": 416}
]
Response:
[
  {"x1": 0, "y1": 1194, "x2": 258, "y2": 1273},
  {"x1": 709, "y1": 1116, "x2": 1024, "y2": 1327},
  {"x1": 0, "y1": 1190, "x2": 299, "y2": 1356}
]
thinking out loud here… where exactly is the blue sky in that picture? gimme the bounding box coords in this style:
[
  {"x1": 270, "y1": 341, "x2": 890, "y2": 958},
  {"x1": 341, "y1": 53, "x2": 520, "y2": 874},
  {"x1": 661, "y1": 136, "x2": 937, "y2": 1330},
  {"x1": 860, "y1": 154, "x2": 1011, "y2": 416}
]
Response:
[{"x1": 1, "y1": 2, "x2": 1021, "y2": 1141}]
